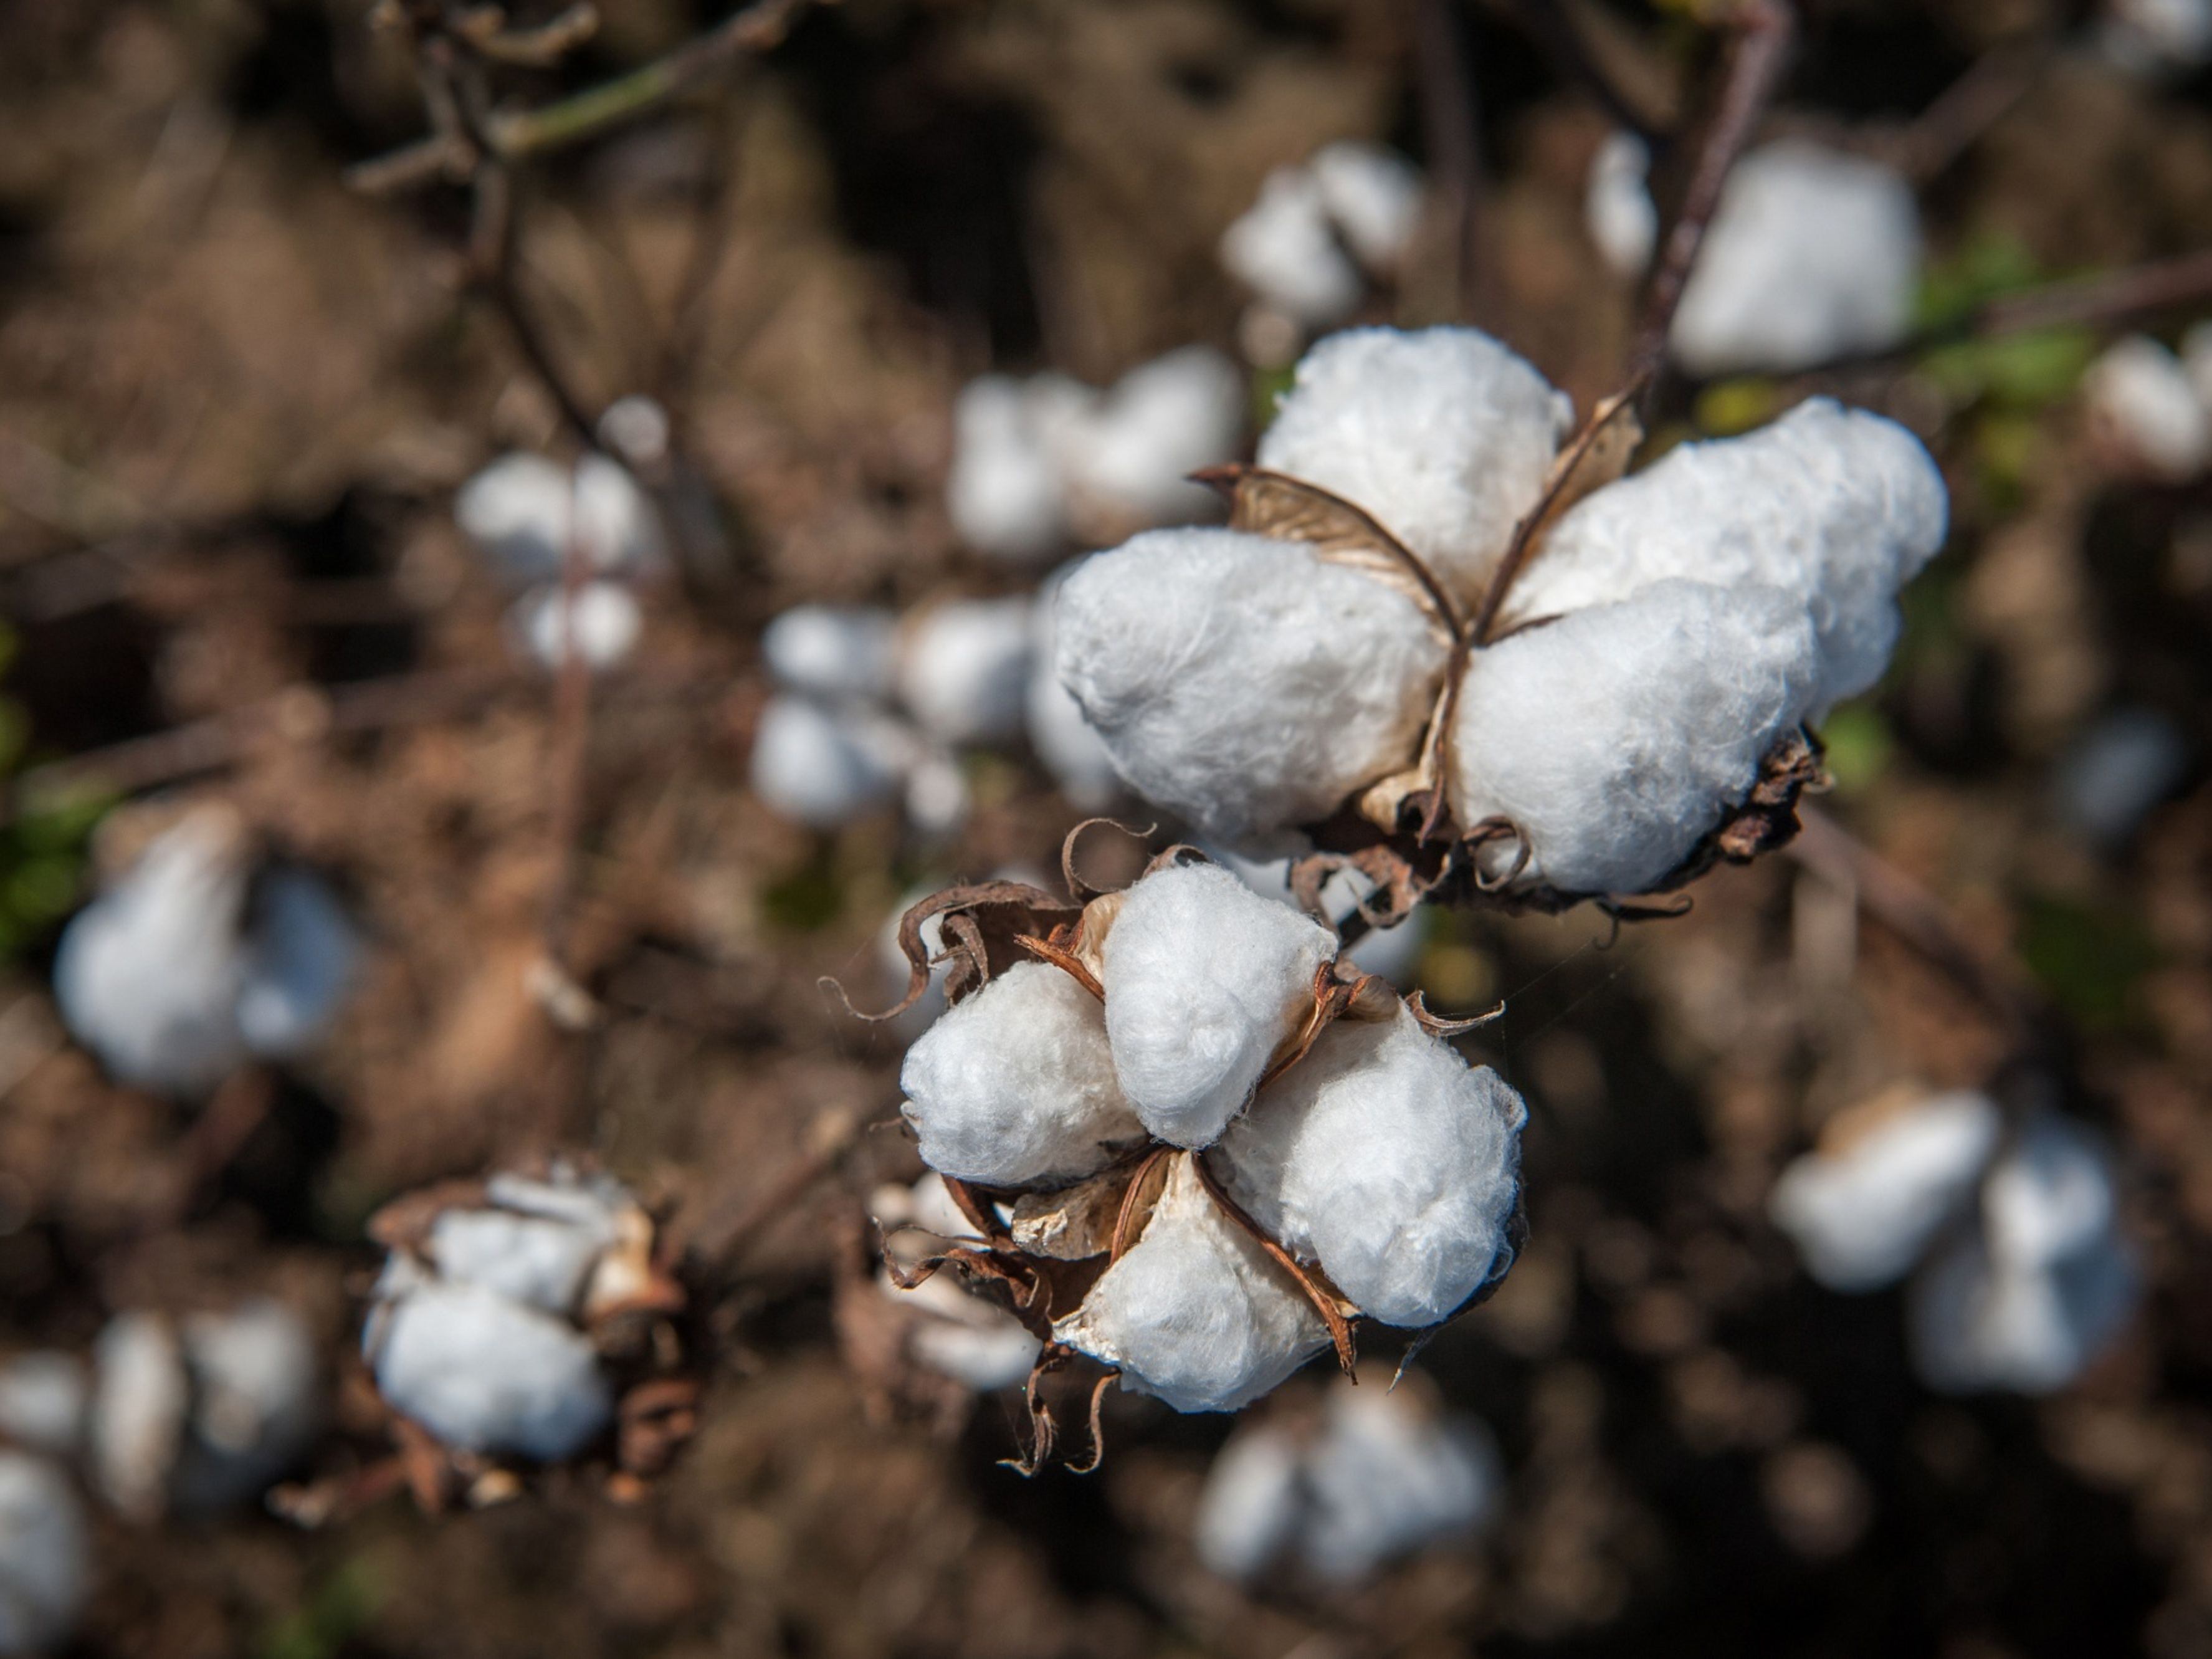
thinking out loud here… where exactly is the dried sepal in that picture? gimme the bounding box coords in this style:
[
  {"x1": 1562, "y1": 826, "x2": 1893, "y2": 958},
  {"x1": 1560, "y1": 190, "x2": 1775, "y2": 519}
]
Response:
[
  {"x1": 1008, "y1": 1158, "x2": 1150, "y2": 1260},
  {"x1": 1000, "y1": 1343, "x2": 1118, "y2": 1477},
  {"x1": 844, "y1": 879, "x2": 1086, "y2": 1020},
  {"x1": 1109, "y1": 1147, "x2": 1175, "y2": 1261},
  {"x1": 1404, "y1": 988, "x2": 1504, "y2": 1039}
]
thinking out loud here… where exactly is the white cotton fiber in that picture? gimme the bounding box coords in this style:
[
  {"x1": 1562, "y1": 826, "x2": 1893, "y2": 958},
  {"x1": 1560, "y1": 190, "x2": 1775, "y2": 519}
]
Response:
[
  {"x1": 455, "y1": 452, "x2": 574, "y2": 583},
  {"x1": 900, "y1": 961, "x2": 1147, "y2": 1187},
  {"x1": 367, "y1": 1279, "x2": 612, "y2": 1461},
  {"x1": 55, "y1": 813, "x2": 252, "y2": 1096},
  {"x1": 2100, "y1": 0, "x2": 2212, "y2": 71},
  {"x1": 236, "y1": 866, "x2": 361, "y2": 1061},
  {"x1": 1585, "y1": 130, "x2": 1657, "y2": 277},
  {"x1": 1219, "y1": 1005, "x2": 1525, "y2": 1327},
  {"x1": 0, "y1": 1451, "x2": 88, "y2": 1656},
  {"x1": 510, "y1": 580, "x2": 644, "y2": 672},
  {"x1": 1100, "y1": 861, "x2": 1333, "y2": 1148},
  {"x1": 1221, "y1": 167, "x2": 1366, "y2": 328},
  {"x1": 1053, "y1": 1155, "x2": 1329, "y2": 1412},
  {"x1": 875, "y1": 1269, "x2": 1041, "y2": 1392},
  {"x1": 748, "y1": 695, "x2": 909, "y2": 828},
  {"x1": 1295, "y1": 1382, "x2": 1500, "y2": 1583},
  {"x1": 2085, "y1": 335, "x2": 2212, "y2": 480},
  {"x1": 570, "y1": 452, "x2": 664, "y2": 573},
  {"x1": 87, "y1": 1312, "x2": 188, "y2": 1520},
  {"x1": 1027, "y1": 562, "x2": 1123, "y2": 809},
  {"x1": 1056, "y1": 528, "x2": 1447, "y2": 844},
  {"x1": 1309, "y1": 141, "x2": 1424, "y2": 274},
  {"x1": 1448, "y1": 580, "x2": 1823, "y2": 895},
  {"x1": 169, "y1": 1299, "x2": 320, "y2": 1511},
  {"x1": 1982, "y1": 1114, "x2": 2121, "y2": 1272},
  {"x1": 597, "y1": 394, "x2": 672, "y2": 468},
  {"x1": 902, "y1": 751, "x2": 970, "y2": 839},
  {"x1": 0, "y1": 1354, "x2": 85, "y2": 1459},
  {"x1": 429, "y1": 1207, "x2": 611, "y2": 1316},
  {"x1": 763, "y1": 605, "x2": 899, "y2": 702},
  {"x1": 1769, "y1": 1091, "x2": 2002, "y2": 1293},
  {"x1": 1507, "y1": 398, "x2": 1948, "y2": 708},
  {"x1": 1065, "y1": 347, "x2": 1243, "y2": 526},
  {"x1": 1212, "y1": 847, "x2": 1424, "y2": 986},
  {"x1": 946, "y1": 375, "x2": 1073, "y2": 563},
  {"x1": 1194, "y1": 1420, "x2": 1305, "y2": 1580},
  {"x1": 895, "y1": 597, "x2": 1034, "y2": 746},
  {"x1": 1256, "y1": 327, "x2": 1573, "y2": 603},
  {"x1": 1669, "y1": 140, "x2": 1921, "y2": 377}
]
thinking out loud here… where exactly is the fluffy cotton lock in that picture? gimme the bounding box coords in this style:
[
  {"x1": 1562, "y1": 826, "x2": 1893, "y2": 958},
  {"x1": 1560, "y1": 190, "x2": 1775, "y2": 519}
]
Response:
[
  {"x1": 748, "y1": 696, "x2": 912, "y2": 828},
  {"x1": 1768, "y1": 1089, "x2": 2004, "y2": 1293},
  {"x1": 1065, "y1": 347, "x2": 1244, "y2": 527},
  {"x1": 2084, "y1": 334, "x2": 2212, "y2": 480},
  {"x1": 510, "y1": 581, "x2": 645, "y2": 672},
  {"x1": 900, "y1": 961, "x2": 1147, "y2": 1187},
  {"x1": 1220, "y1": 144, "x2": 1424, "y2": 333},
  {"x1": 1055, "y1": 527, "x2": 1447, "y2": 845},
  {"x1": 1448, "y1": 580, "x2": 1824, "y2": 896},
  {"x1": 945, "y1": 374, "x2": 1085, "y2": 562},
  {"x1": 0, "y1": 1452, "x2": 88, "y2": 1655},
  {"x1": 1585, "y1": 131, "x2": 1659, "y2": 277},
  {"x1": 1026, "y1": 561, "x2": 1123, "y2": 810},
  {"x1": 1100, "y1": 861, "x2": 1333, "y2": 1148},
  {"x1": 1218, "y1": 1003, "x2": 1525, "y2": 1327},
  {"x1": 895, "y1": 597, "x2": 1034, "y2": 747},
  {"x1": 1051, "y1": 1155, "x2": 1330, "y2": 1413},
  {"x1": 763, "y1": 605, "x2": 900, "y2": 702},
  {"x1": 1503, "y1": 397, "x2": 1950, "y2": 708}
]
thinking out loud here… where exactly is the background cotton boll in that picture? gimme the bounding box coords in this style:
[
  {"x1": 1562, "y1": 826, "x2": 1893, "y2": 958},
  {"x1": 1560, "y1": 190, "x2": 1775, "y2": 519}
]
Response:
[
  {"x1": 1295, "y1": 1381, "x2": 1501, "y2": 1584},
  {"x1": 1504, "y1": 398, "x2": 1948, "y2": 708},
  {"x1": 1308, "y1": 141, "x2": 1424, "y2": 274},
  {"x1": 1064, "y1": 346, "x2": 1243, "y2": 525},
  {"x1": 596, "y1": 393, "x2": 670, "y2": 468},
  {"x1": 571, "y1": 452, "x2": 664, "y2": 572},
  {"x1": 899, "y1": 960, "x2": 1145, "y2": 1186},
  {"x1": 761, "y1": 605, "x2": 900, "y2": 702},
  {"x1": 895, "y1": 597, "x2": 1034, "y2": 745},
  {"x1": 748, "y1": 695, "x2": 908, "y2": 828},
  {"x1": 2100, "y1": 0, "x2": 2212, "y2": 71},
  {"x1": 1100, "y1": 861, "x2": 1333, "y2": 1148},
  {"x1": 1908, "y1": 1223, "x2": 2138, "y2": 1395},
  {"x1": 510, "y1": 580, "x2": 644, "y2": 672},
  {"x1": 88, "y1": 1312, "x2": 187, "y2": 1519},
  {"x1": 236, "y1": 866, "x2": 360, "y2": 1060},
  {"x1": 902, "y1": 752, "x2": 971, "y2": 839},
  {"x1": 1256, "y1": 327, "x2": 1573, "y2": 602},
  {"x1": 1055, "y1": 528, "x2": 1447, "y2": 845},
  {"x1": 168, "y1": 1299, "x2": 320, "y2": 1511},
  {"x1": 2052, "y1": 706, "x2": 2191, "y2": 849},
  {"x1": 946, "y1": 375, "x2": 1071, "y2": 562},
  {"x1": 0, "y1": 1452, "x2": 89, "y2": 1655},
  {"x1": 1669, "y1": 141, "x2": 1921, "y2": 376},
  {"x1": 1983, "y1": 1114, "x2": 2122, "y2": 1272},
  {"x1": 1768, "y1": 1090, "x2": 2003, "y2": 1292},
  {"x1": 1585, "y1": 130, "x2": 1657, "y2": 277},
  {"x1": 871, "y1": 1172, "x2": 979, "y2": 1240},
  {"x1": 0, "y1": 1354, "x2": 85, "y2": 1458},
  {"x1": 1219, "y1": 166, "x2": 1365, "y2": 328},
  {"x1": 429, "y1": 1207, "x2": 611, "y2": 1315},
  {"x1": 1450, "y1": 580, "x2": 1823, "y2": 896},
  {"x1": 2084, "y1": 335, "x2": 2212, "y2": 480},
  {"x1": 1219, "y1": 1005, "x2": 1525, "y2": 1327},
  {"x1": 368, "y1": 1279, "x2": 612, "y2": 1460},
  {"x1": 454, "y1": 452, "x2": 573, "y2": 583},
  {"x1": 1194, "y1": 1418, "x2": 1305, "y2": 1581},
  {"x1": 875, "y1": 1269, "x2": 1041, "y2": 1391},
  {"x1": 1053, "y1": 1155, "x2": 1329, "y2": 1412}
]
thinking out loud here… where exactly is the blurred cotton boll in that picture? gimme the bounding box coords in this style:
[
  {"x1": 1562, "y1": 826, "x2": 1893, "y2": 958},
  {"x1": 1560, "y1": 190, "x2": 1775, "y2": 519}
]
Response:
[
  {"x1": 1027, "y1": 562, "x2": 1123, "y2": 810},
  {"x1": 2052, "y1": 706, "x2": 2191, "y2": 849},
  {"x1": 873, "y1": 1267, "x2": 1040, "y2": 1392},
  {"x1": 509, "y1": 580, "x2": 644, "y2": 673},
  {"x1": 946, "y1": 375, "x2": 1079, "y2": 563},
  {"x1": 0, "y1": 1451, "x2": 89, "y2": 1655},
  {"x1": 454, "y1": 452, "x2": 576, "y2": 583},
  {"x1": 762, "y1": 605, "x2": 900, "y2": 702},
  {"x1": 2100, "y1": 0, "x2": 2212, "y2": 72},
  {"x1": 236, "y1": 865, "x2": 364, "y2": 1059},
  {"x1": 1220, "y1": 166, "x2": 1366, "y2": 330},
  {"x1": 2085, "y1": 335, "x2": 2212, "y2": 480},
  {"x1": 748, "y1": 696, "x2": 910, "y2": 828},
  {"x1": 1062, "y1": 346, "x2": 1243, "y2": 527},
  {"x1": 1309, "y1": 141, "x2": 1424, "y2": 274},
  {"x1": 1585, "y1": 130, "x2": 1658, "y2": 277},
  {"x1": 895, "y1": 597, "x2": 1034, "y2": 747},
  {"x1": 0, "y1": 1354, "x2": 87, "y2": 1459}
]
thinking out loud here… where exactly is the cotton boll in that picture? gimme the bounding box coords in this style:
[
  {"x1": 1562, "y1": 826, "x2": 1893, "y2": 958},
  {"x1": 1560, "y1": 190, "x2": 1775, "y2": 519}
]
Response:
[
  {"x1": 1027, "y1": 566, "x2": 1123, "y2": 809},
  {"x1": 367, "y1": 1279, "x2": 613, "y2": 1460},
  {"x1": 2100, "y1": 0, "x2": 2212, "y2": 71},
  {"x1": 236, "y1": 866, "x2": 360, "y2": 1061},
  {"x1": 2085, "y1": 335, "x2": 2212, "y2": 480},
  {"x1": 1256, "y1": 327, "x2": 1573, "y2": 603},
  {"x1": 947, "y1": 375, "x2": 1071, "y2": 563},
  {"x1": 1056, "y1": 528, "x2": 1448, "y2": 845},
  {"x1": 903, "y1": 752, "x2": 971, "y2": 839},
  {"x1": 900, "y1": 960, "x2": 1147, "y2": 1187},
  {"x1": 572, "y1": 452, "x2": 664, "y2": 572},
  {"x1": 169, "y1": 1299, "x2": 320, "y2": 1511},
  {"x1": 54, "y1": 812, "x2": 251, "y2": 1096},
  {"x1": 1585, "y1": 130, "x2": 1657, "y2": 277},
  {"x1": 2052, "y1": 707, "x2": 2191, "y2": 849},
  {"x1": 597, "y1": 394, "x2": 671, "y2": 469},
  {"x1": 1295, "y1": 1382, "x2": 1501, "y2": 1583},
  {"x1": 896, "y1": 598, "x2": 1034, "y2": 746},
  {"x1": 1219, "y1": 1005, "x2": 1525, "y2": 1327},
  {"x1": 1669, "y1": 141, "x2": 1921, "y2": 376},
  {"x1": 1507, "y1": 398, "x2": 1949, "y2": 707},
  {"x1": 1768, "y1": 1090, "x2": 2002, "y2": 1292},
  {"x1": 1100, "y1": 861, "x2": 1333, "y2": 1148},
  {"x1": 429, "y1": 1207, "x2": 613, "y2": 1316},
  {"x1": 1309, "y1": 141, "x2": 1424, "y2": 274},
  {"x1": 510, "y1": 580, "x2": 644, "y2": 672},
  {"x1": 748, "y1": 696, "x2": 910, "y2": 828},
  {"x1": 0, "y1": 1452, "x2": 88, "y2": 1655},
  {"x1": 1065, "y1": 347, "x2": 1243, "y2": 526},
  {"x1": 875, "y1": 1269, "x2": 1041, "y2": 1391},
  {"x1": 1194, "y1": 1420, "x2": 1305, "y2": 1580},
  {"x1": 1983, "y1": 1114, "x2": 2121, "y2": 1273},
  {"x1": 1221, "y1": 167, "x2": 1365, "y2": 328},
  {"x1": 455, "y1": 452, "x2": 573, "y2": 583},
  {"x1": 762, "y1": 605, "x2": 900, "y2": 702},
  {"x1": 1053, "y1": 1155, "x2": 1329, "y2": 1413},
  {"x1": 1449, "y1": 580, "x2": 1823, "y2": 896},
  {"x1": 87, "y1": 1313, "x2": 188, "y2": 1519},
  {"x1": 0, "y1": 1354, "x2": 85, "y2": 1458},
  {"x1": 1909, "y1": 1225, "x2": 2138, "y2": 1395}
]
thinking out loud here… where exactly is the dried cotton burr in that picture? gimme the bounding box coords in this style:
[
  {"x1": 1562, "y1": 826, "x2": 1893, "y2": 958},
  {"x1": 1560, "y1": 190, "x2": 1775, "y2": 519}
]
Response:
[{"x1": 871, "y1": 1177, "x2": 1042, "y2": 1392}]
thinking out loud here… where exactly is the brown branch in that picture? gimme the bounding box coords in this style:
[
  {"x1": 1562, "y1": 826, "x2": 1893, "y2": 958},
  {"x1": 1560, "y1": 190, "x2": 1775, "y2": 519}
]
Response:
[{"x1": 1885, "y1": 34, "x2": 2048, "y2": 184}]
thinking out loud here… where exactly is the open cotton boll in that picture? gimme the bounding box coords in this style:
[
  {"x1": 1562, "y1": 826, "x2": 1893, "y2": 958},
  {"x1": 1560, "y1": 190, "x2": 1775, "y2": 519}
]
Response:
[
  {"x1": 55, "y1": 813, "x2": 252, "y2": 1095},
  {"x1": 0, "y1": 1354, "x2": 85, "y2": 1458},
  {"x1": 1100, "y1": 861, "x2": 1334, "y2": 1148},
  {"x1": 1211, "y1": 847, "x2": 1424, "y2": 986},
  {"x1": 2053, "y1": 707, "x2": 2191, "y2": 849},
  {"x1": 748, "y1": 695, "x2": 910, "y2": 828},
  {"x1": 0, "y1": 1452, "x2": 88, "y2": 1656},
  {"x1": 1909, "y1": 1225, "x2": 2138, "y2": 1395},
  {"x1": 1064, "y1": 347, "x2": 1242, "y2": 526},
  {"x1": 1309, "y1": 141, "x2": 1424, "y2": 274},
  {"x1": 1053, "y1": 1155, "x2": 1329, "y2": 1412},
  {"x1": 946, "y1": 375, "x2": 1072, "y2": 563},
  {"x1": 1669, "y1": 140, "x2": 1921, "y2": 377},
  {"x1": 1056, "y1": 528, "x2": 1447, "y2": 845},
  {"x1": 1768, "y1": 1091, "x2": 2002, "y2": 1293},
  {"x1": 762, "y1": 605, "x2": 900, "y2": 702},
  {"x1": 1027, "y1": 565, "x2": 1122, "y2": 809},
  {"x1": 429, "y1": 1207, "x2": 613, "y2": 1316},
  {"x1": 1194, "y1": 1419, "x2": 1305, "y2": 1580},
  {"x1": 1585, "y1": 130, "x2": 1657, "y2": 278},
  {"x1": 571, "y1": 452, "x2": 664, "y2": 572},
  {"x1": 455, "y1": 452, "x2": 573, "y2": 583},
  {"x1": 2085, "y1": 335, "x2": 2212, "y2": 480},
  {"x1": 875, "y1": 1269, "x2": 1041, "y2": 1392},
  {"x1": 367, "y1": 1278, "x2": 612, "y2": 1460},
  {"x1": 510, "y1": 580, "x2": 644, "y2": 672},
  {"x1": 895, "y1": 597, "x2": 1034, "y2": 746},
  {"x1": 168, "y1": 1299, "x2": 320, "y2": 1511},
  {"x1": 1506, "y1": 398, "x2": 1948, "y2": 708},
  {"x1": 1983, "y1": 1114, "x2": 2122, "y2": 1273},
  {"x1": 1256, "y1": 327, "x2": 1573, "y2": 603},
  {"x1": 236, "y1": 866, "x2": 360, "y2": 1061},
  {"x1": 1449, "y1": 580, "x2": 1823, "y2": 896},
  {"x1": 1221, "y1": 167, "x2": 1365, "y2": 328},
  {"x1": 1296, "y1": 1382, "x2": 1501, "y2": 1584},
  {"x1": 900, "y1": 961, "x2": 1145, "y2": 1187},
  {"x1": 1219, "y1": 1004, "x2": 1525, "y2": 1327}
]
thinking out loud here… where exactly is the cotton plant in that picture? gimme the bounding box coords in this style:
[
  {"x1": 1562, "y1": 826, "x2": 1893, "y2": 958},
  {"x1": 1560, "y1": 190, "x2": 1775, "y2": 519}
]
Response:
[
  {"x1": 1770, "y1": 1089, "x2": 2138, "y2": 1394},
  {"x1": 867, "y1": 844, "x2": 1525, "y2": 1461},
  {"x1": 1054, "y1": 324, "x2": 1948, "y2": 917},
  {"x1": 1194, "y1": 1369, "x2": 1502, "y2": 1586},
  {"x1": 946, "y1": 347, "x2": 1245, "y2": 563},
  {"x1": 0, "y1": 1450, "x2": 88, "y2": 1655},
  {"x1": 1585, "y1": 136, "x2": 1922, "y2": 375},
  {"x1": 1220, "y1": 141, "x2": 1426, "y2": 364},
  {"x1": 54, "y1": 806, "x2": 362, "y2": 1097},
  {"x1": 2082, "y1": 328, "x2": 2212, "y2": 481}
]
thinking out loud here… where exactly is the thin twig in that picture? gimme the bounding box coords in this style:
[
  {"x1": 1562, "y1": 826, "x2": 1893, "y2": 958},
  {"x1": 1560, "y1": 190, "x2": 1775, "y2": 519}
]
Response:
[
  {"x1": 1884, "y1": 34, "x2": 2049, "y2": 184},
  {"x1": 1414, "y1": 0, "x2": 1489, "y2": 323}
]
